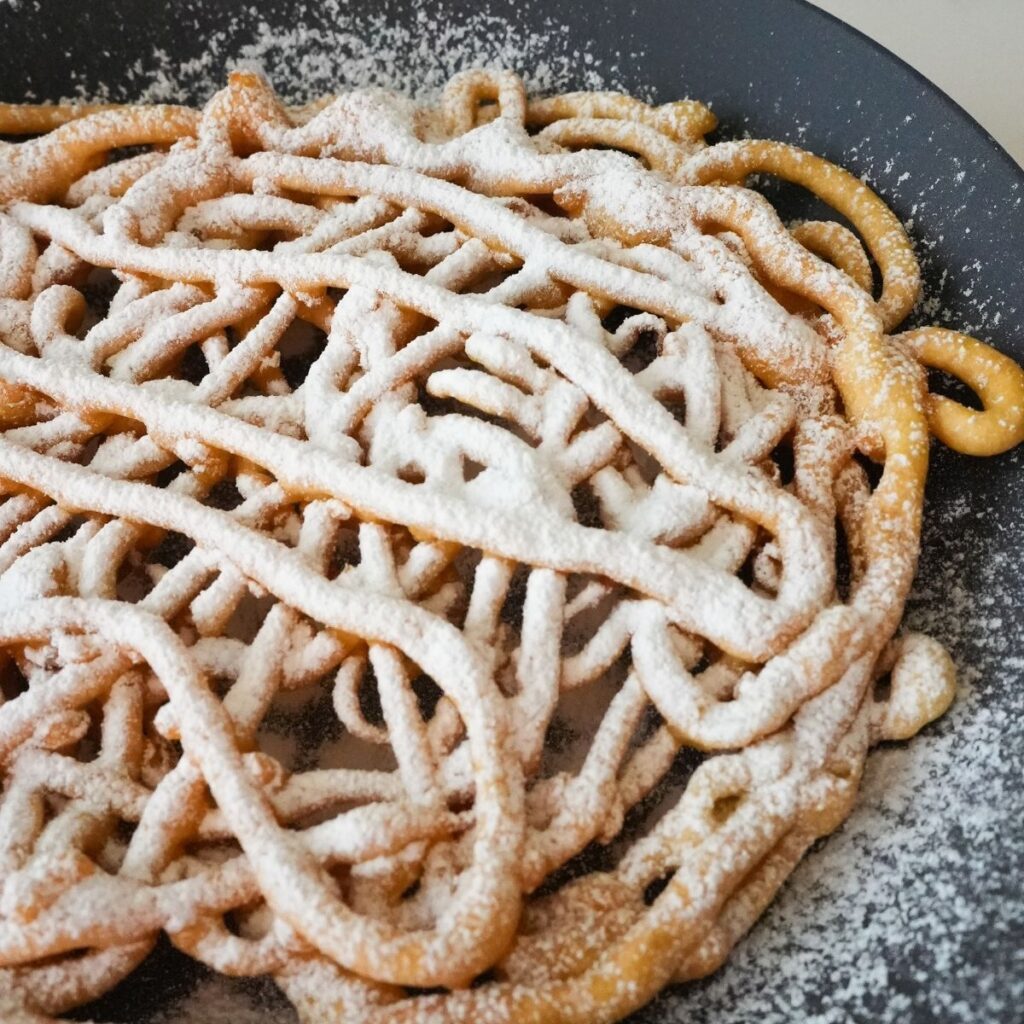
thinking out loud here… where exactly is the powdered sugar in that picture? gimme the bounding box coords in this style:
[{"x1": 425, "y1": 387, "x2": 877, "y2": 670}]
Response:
[
  {"x1": 59, "y1": 0, "x2": 640, "y2": 109},
  {"x1": 0, "y1": 9, "x2": 1019, "y2": 1024},
  {"x1": 151, "y1": 975, "x2": 289, "y2": 1024},
  {"x1": 655, "y1": 473, "x2": 1024, "y2": 1024}
]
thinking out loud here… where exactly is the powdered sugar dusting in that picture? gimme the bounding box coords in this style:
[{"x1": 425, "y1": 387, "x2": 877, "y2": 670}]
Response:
[
  {"x1": 92, "y1": 468, "x2": 1022, "y2": 1024},
  {"x1": 649, "y1": 463, "x2": 1024, "y2": 1023},
  {"x1": 150, "y1": 975, "x2": 291, "y2": 1024},
  {"x1": 0, "y1": 8, "x2": 1019, "y2": 1024},
  {"x1": 59, "y1": 0, "x2": 641, "y2": 108}
]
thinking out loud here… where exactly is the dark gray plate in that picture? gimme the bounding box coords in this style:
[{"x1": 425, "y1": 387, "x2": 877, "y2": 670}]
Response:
[{"x1": 0, "y1": 1, "x2": 1021, "y2": 1021}]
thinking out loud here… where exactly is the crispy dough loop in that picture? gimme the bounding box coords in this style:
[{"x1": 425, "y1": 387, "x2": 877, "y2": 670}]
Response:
[
  {"x1": 790, "y1": 219, "x2": 873, "y2": 293},
  {"x1": 525, "y1": 91, "x2": 717, "y2": 144},
  {"x1": 0, "y1": 106, "x2": 200, "y2": 204},
  {"x1": 899, "y1": 326, "x2": 1024, "y2": 455},
  {"x1": 0, "y1": 101, "x2": 123, "y2": 134},
  {"x1": 539, "y1": 117, "x2": 689, "y2": 176},
  {"x1": 684, "y1": 139, "x2": 920, "y2": 330},
  {"x1": 441, "y1": 68, "x2": 528, "y2": 136}
]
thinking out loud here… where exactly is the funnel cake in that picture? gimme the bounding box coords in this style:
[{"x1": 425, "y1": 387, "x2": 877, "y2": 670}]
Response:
[{"x1": 0, "y1": 69, "x2": 1021, "y2": 1023}]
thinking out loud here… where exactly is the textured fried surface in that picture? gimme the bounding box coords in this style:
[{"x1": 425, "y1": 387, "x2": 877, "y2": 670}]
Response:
[{"x1": 0, "y1": 69, "x2": 1021, "y2": 1024}]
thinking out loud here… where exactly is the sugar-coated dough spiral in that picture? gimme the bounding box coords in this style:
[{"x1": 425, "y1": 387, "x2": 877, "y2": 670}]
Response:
[{"x1": 0, "y1": 68, "x2": 1019, "y2": 1024}]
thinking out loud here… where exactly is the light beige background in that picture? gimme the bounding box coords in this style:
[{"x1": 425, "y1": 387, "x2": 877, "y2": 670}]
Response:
[{"x1": 807, "y1": 0, "x2": 1024, "y2": 167}]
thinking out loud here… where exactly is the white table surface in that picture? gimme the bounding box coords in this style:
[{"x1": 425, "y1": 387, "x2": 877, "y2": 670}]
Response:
[{"x1": 807, "y1": 0, "x2": 1024, "y2": 167}]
